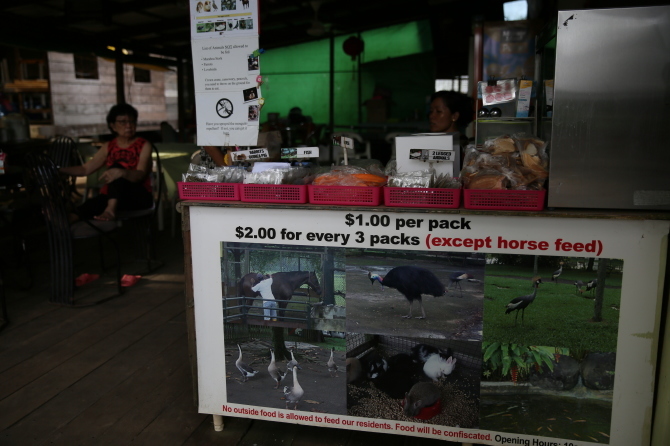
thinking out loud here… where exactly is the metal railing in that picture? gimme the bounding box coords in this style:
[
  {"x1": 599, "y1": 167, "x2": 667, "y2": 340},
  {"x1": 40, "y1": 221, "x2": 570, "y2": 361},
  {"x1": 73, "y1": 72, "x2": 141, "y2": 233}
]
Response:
[{"x1": 223, "y1": 295, "x2": 313, "y2": 328}]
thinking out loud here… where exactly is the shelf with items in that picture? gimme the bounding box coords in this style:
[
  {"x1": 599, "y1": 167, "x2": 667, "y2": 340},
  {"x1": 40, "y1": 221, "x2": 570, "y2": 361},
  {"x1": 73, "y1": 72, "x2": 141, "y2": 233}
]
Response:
[{"x1": 474, "y1": 79, "x2": 536, "y2": 147}]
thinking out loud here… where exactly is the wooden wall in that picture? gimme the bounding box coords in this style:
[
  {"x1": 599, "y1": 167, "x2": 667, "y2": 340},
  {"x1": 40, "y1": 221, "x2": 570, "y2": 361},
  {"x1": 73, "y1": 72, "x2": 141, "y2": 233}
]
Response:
[{"x1": 48, "y1": 52, "x2": 176, "y2": 139}]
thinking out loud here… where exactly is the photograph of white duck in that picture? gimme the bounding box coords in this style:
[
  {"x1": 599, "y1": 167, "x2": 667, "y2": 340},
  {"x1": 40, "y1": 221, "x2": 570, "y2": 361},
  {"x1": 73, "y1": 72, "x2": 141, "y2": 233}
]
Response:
[
  {"x1": 236, "y1": 344, "x2": 259, "y2": 382},
  {"x1": 286, "y1": 347, "x2": 301, "y2": 372},
  {"x1": 268, "y1": 348, "x2": 286, "y2": 389},
  {"x1": 327, "y1": 347, "x2": 338, "y2": 377},
  {"x1": 224, "y1": 335, "x2": 347, "y2": 414},
  {"x1": 283, "y1": 366, "x2": 304, "y2": 409}
]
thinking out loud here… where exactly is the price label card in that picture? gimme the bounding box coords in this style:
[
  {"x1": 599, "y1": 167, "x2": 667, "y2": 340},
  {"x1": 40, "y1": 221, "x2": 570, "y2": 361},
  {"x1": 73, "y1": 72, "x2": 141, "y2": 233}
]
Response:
[
  {"x1": 280, "y1": 147, "x2": 319, "y2": 159},
  {"x1": 332, "y1": 136, "x2": 353, "y2": 149},
  {"x1": 230, "y1": 148, "x2": 269, "y2": 162},
  {"x1": 408, "y1": 149, "x2": 453, "y2": 161}
]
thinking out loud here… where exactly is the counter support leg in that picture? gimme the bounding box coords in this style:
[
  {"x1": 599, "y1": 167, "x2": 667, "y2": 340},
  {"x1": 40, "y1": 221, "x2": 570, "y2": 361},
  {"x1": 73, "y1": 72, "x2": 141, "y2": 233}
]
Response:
[{"x1": 213, "y1": 414, "x2": 224, "y2": 431}]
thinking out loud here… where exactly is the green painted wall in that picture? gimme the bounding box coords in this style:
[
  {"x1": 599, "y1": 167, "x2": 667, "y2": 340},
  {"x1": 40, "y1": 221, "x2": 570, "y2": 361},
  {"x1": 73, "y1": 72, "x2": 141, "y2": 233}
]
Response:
[{"x1": 259, "y1": 20, "x2": 434, "y2": 128}]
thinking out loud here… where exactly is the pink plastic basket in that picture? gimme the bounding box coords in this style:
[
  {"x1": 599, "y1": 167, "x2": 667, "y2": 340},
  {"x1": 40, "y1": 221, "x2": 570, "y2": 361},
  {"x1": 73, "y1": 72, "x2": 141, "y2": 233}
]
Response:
[
  {"x1": 463, "y1": 188, "x2": 546, "y2": 211},
  {"x1": 240, "y1": 184, "x2": 308, "y2": 203},
  {"x1": 308, "y1": 185, "x2": 383, "y2": 206},
  {"x1": 384, "y1": 187, "x2": 461, "y2": 208},
  {"x1": 177, "y1": 182, "x2": 240, "y2": 201}
]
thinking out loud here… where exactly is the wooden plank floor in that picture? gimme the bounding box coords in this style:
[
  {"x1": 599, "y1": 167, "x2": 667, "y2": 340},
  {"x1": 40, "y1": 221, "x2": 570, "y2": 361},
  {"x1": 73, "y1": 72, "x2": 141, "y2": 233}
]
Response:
[{"x1": 0, "y1": 216, "x2": 463, "y2": 446}]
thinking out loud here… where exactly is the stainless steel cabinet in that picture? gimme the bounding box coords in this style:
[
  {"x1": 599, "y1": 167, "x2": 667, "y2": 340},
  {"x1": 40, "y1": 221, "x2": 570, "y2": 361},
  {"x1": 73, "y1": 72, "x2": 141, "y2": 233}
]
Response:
[{"x1": 547, "y1": 6, "x2": 670, "y2": 210}]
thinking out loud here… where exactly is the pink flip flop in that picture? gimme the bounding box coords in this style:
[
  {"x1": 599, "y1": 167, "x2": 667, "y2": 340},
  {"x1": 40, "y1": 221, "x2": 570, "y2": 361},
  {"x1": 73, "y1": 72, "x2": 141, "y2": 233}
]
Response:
[
  {"x1": 75, "y1": 273, "x2": 100, "y2": 287},
  {"x1": 121, "y1": 274, "x2": 142, "y2": 287}
]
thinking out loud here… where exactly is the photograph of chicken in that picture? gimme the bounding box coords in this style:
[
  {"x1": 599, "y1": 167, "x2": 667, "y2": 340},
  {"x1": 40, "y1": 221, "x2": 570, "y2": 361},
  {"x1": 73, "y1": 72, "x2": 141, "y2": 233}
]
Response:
[
  {"x1": 346, "y1": 334, "x2": 481, "y2": 428},
  {"x1": 347, "y1": 249, "x2": 484, "y2": 340}
]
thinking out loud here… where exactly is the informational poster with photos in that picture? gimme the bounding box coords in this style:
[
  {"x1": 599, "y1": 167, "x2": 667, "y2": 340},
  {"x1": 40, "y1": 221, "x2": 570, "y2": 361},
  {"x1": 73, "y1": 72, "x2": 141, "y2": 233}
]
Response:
[
  {"x1": 190, "y1": 1, "x2": 261, "y2": 146},
  {"x1": 192, "y1": 37, "x2": 260, "y2": 93},
  {"x1": 190, "y1": 0, "x2": 259, "y2": 40},
  {"x1": 187, "y1": 205, "x2": 668, "y2": 446}
]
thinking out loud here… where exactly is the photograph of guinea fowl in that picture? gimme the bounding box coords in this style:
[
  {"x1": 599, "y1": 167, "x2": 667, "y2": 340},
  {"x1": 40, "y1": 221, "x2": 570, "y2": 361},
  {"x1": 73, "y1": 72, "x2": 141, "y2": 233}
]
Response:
[
  {"x1": 224, "y1": 338, "x2": 347, "y2": 413},
  {"x1": 367, "y1": 266, "x2": 446, "y2": 319},
  {"x1": 346, "y1": 340, "x2": 480, "y2": 427},
  {"x1": 504, "y1": 277, "x2": 542, "y2": 326}
]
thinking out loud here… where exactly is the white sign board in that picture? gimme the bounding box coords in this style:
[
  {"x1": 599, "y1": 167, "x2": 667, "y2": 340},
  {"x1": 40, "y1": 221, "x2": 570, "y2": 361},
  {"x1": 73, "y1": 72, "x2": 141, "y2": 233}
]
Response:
[
  {"x1": 230, "y1": 148, "x2": 269, "y2": 162},
  {"x1": 281, "y1": 147, "x2": 320, "y2": 159},
  {"x1": 396, "y1": 133, "x2": 459, "y2": 178},
  {"x1": 188, "y1": 205, "x2": 668, "y2": 446},
  {"x1": 190, "y1": 0, "x2": 261, "y2": 146}
]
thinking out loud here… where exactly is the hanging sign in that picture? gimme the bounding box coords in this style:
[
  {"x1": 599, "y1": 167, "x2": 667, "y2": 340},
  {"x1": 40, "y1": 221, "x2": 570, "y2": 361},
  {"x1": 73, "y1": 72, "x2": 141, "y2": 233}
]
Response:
[
  {"x1": 190, "y1": 0, "x2": 259, "y2": 40},
  {"x1": 190, "y1": 1, "x2": 261, "y2": 146}
]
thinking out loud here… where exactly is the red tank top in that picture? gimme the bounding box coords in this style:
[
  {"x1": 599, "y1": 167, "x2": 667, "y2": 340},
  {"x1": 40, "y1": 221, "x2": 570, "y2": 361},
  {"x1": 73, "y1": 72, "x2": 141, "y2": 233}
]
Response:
[{"x1": 100, "y1": 137, "x2": 152, "y2": 194}]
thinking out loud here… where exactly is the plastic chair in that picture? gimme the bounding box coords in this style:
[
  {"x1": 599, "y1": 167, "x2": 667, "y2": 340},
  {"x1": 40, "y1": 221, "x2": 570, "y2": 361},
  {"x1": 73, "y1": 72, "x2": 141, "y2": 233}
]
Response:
[
  {"x1": 48, "y1": 135, "x2": 85, "y2": 203},
  {"x1": 160, "y1": 121, "x2": 179, "y2": 143},
  {"x1": 26, "y1": 153, "x2": 123, "y2": 306},
  {"x1": 331, "y1": 132, "x2": 371, "y2": 164},
  {"x1": 115, "y1": 143, "x2": 164, "y2": 274}
]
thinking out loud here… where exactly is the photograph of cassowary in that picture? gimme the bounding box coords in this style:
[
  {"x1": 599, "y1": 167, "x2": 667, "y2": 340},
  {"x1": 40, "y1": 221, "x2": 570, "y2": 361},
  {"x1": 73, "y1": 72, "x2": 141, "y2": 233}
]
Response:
[
  {"x1": 345, "y1": 249, "x2": 484, "y2": 340},
  {"x1": 224, "y1": 329, "x2": 346, "y2": 413},
  {"x1": 479, "y1": 343, "x2": 614, "y2": 442},
  {"x1": 346, "y1": 334, "x2": 481, "y2": 428},
  {"x1": 482, "y1": 254, "x2": 622, "y2": 351}
]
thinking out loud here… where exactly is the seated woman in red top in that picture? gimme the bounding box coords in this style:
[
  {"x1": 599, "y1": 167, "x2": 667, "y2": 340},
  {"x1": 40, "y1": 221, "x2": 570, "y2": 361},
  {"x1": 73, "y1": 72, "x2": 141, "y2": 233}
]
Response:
[{"x1": 60, "y1": 103, "x2": 153, "y2": 221}]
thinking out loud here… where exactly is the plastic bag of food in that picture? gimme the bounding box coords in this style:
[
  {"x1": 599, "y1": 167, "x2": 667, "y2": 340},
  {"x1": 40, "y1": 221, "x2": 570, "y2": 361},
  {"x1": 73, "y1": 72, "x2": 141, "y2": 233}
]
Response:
[
  {"x1": 312, "y1": 165, "x2": 387, "y2": 187},
  {"x1": 433, "y1": 173, "x2": 461, "y2": 189},
  {"x1": 467, "y1": 169, "x2": 509, "y2": 190},
  {"x1": 209, "y1": 166, "x2": 246, "y2": 183},
  {"x1": 482, "y1": 134, "x2": 517, "y2": 155},
  {"x1": 243, "y1": 168, "x2": 289, "y2": 185},
  {"x1": 387, "y1": 171, "x2": 432, "y2": 188},
  {"x1": 182, "y1": 172, "x2": 208, "y2": 182}
]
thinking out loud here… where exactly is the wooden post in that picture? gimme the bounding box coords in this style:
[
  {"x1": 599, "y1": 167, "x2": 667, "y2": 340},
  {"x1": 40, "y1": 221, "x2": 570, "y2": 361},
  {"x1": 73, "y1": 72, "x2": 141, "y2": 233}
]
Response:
[
  {"x1": 177, "y1": 58, "x2": 186, "y2": 141},
  {"x1": 115, "y1": 48, "x2": 125, "y2": 104}
]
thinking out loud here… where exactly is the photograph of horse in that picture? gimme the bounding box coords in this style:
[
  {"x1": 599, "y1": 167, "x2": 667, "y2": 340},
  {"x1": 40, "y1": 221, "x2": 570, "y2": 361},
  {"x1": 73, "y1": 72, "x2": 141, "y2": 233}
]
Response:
[{"x1": 237, "y1": 270, "x2": 322, "y2": 321}]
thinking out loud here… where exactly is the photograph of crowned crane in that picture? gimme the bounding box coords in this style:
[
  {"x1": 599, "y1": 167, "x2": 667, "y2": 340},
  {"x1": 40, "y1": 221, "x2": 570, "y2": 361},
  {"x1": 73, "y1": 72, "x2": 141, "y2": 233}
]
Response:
[
  {"x1": 345, "y1": 248, "x2": 484, "y2": 340},
  {"x1": 482, "y1": 254, "x2": 623, "y2": 351}
]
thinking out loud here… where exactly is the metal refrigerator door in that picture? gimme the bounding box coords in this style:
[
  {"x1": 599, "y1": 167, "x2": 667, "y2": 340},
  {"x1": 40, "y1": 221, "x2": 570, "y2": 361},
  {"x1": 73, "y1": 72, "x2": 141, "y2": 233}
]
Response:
[{"x1": 548, "y1": 6, "x2": 670, "y2": 210}]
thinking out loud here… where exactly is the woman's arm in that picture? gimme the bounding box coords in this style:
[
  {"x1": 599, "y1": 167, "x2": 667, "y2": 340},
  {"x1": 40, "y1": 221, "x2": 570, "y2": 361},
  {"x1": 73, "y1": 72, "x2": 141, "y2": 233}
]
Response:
[
  {"x1": 203, "y1": 146, "x2": 227, "y2": 167},
  {"x1": 99, "y1": 140, "x2": 152, "y2": 184},
  {"x1": 59, "y1": 143, "x2": 108, "y2": 177}
]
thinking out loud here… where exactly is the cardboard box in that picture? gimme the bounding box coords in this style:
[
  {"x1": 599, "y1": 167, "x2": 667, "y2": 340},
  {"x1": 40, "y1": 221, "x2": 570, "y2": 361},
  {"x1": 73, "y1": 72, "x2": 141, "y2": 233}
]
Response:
[
  {"x1": 516, "y1": 80, "x2": 533, "y2": 118},
  {"x1": 395, "y1": 133, "x2": 459, "y2": 178}
]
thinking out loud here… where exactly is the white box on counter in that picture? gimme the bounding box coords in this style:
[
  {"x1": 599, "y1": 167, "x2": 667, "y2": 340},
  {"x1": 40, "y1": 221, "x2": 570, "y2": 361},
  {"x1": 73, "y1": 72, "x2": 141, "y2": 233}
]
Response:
[{"x1": 395, "y1": 133, "x2": 460, "y2": 178}]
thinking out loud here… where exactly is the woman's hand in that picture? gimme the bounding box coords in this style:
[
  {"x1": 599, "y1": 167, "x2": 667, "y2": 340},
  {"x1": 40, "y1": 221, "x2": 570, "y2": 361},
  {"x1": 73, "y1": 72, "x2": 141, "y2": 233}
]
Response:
[{"x1": 99, "y1": 167, "x2": 125, "y2": 184}]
